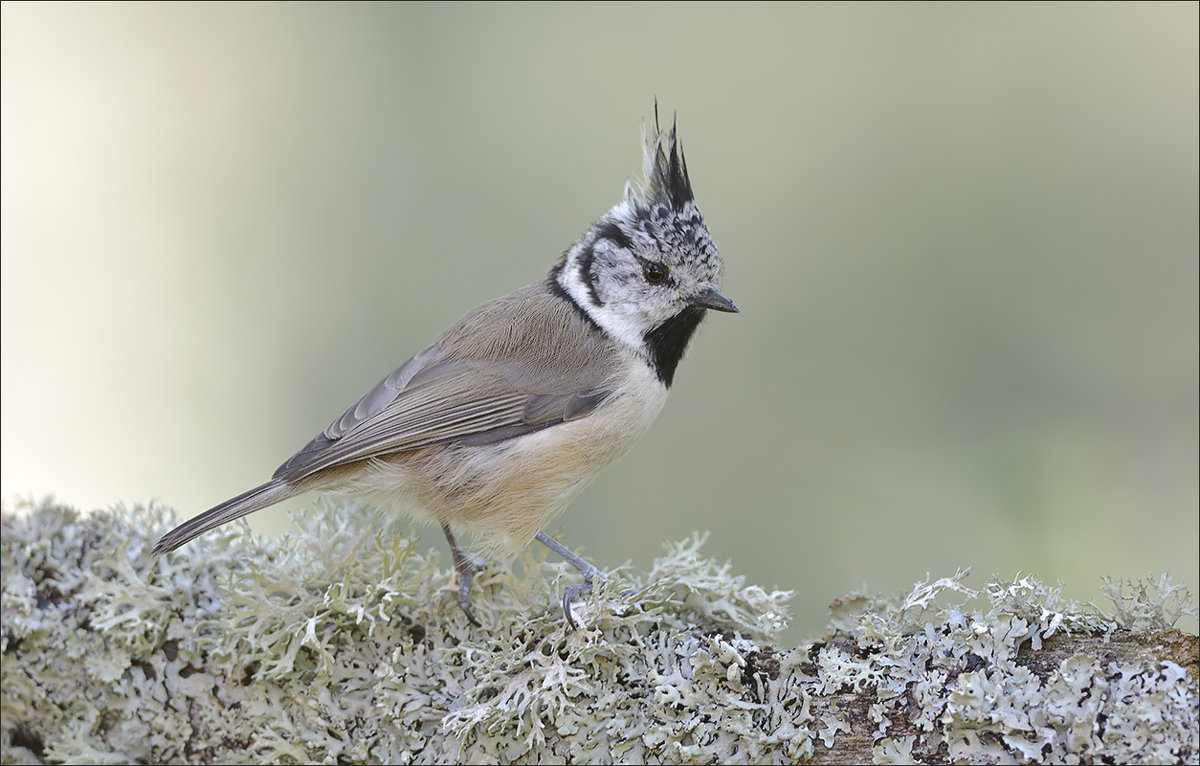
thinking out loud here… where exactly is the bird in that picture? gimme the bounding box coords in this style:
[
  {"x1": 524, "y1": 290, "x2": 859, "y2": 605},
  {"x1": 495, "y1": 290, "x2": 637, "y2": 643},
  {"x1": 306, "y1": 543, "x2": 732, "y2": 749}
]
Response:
[{"x1": 153, "y1": 107, "x2": 737, "y2": 627}]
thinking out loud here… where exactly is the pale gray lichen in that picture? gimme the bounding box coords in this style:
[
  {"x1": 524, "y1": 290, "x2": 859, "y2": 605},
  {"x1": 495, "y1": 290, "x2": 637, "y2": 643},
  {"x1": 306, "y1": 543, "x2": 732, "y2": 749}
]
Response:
[
  {"x1": 1, "y1": 499, "x2": 1196, "y2": 764},
  {"x1": 1101, "y1": 574, "x2": 1200, "y2": 632}
]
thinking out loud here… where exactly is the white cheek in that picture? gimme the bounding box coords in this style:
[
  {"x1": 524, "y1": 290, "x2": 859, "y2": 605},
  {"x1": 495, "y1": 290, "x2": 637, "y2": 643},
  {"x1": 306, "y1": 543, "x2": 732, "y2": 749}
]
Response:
[
  {"x1": 587, "y1": 304, "x2": 652, "y2": 353},
  {"x1": 557, "y1": 257, "x2": 650, "y2": 354}
]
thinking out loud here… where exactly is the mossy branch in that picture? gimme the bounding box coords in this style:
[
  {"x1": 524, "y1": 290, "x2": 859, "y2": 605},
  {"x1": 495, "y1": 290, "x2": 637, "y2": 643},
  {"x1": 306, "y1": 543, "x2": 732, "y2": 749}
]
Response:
[{"x1": 2, "y1": 500, "x2": 1197, "y2": 764}]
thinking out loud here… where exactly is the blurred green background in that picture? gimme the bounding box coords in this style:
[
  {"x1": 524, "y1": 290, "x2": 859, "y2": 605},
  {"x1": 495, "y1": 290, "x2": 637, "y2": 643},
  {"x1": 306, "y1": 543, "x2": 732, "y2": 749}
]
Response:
[{"x1": 3, "y1": 3, "x2": 1196, "y2": 639}]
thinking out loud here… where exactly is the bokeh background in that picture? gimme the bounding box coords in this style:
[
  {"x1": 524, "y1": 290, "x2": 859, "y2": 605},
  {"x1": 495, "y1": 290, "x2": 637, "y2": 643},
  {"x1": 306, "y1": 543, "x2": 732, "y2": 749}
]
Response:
[{"x1": 3, "y1": 3, "x2": 1196, "y2": 640}]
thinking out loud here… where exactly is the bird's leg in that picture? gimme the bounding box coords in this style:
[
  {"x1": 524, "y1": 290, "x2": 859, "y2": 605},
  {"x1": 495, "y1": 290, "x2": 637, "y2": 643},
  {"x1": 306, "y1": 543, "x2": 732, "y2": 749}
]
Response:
[
  {"x1": 535, "y1": 531, "x2": 603, "y2": 629},
  {"x1": 441, "y1": 523, "x2": 486, "y2": 626}
]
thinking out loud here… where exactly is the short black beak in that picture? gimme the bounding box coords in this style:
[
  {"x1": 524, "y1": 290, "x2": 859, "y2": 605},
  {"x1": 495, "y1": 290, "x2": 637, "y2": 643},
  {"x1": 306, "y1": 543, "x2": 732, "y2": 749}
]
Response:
[{"x1": 689, "y1": 287, "x2": 739, "y2": 313}]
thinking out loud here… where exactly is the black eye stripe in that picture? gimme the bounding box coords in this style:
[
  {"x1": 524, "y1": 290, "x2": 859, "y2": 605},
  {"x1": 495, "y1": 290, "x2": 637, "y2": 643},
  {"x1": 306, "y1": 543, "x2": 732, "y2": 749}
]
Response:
[
  {"x1": 577, "y1": 242, "x2": 603, "y2": 306},
  {"x1": 594, "y1": 221, "x2": 634, "y2": 251}
]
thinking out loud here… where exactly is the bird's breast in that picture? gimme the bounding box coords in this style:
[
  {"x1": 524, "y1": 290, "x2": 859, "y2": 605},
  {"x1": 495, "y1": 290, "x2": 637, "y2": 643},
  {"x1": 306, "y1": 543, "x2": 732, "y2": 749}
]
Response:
[{"x1": 544, "y1": 355, "x2": 670, "y2": 469}]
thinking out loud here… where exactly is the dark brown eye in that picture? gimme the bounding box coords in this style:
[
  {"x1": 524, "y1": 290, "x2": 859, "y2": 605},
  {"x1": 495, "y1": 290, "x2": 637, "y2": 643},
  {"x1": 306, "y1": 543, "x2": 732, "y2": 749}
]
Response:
[{"x1": 643, "y1": 262, "x2": 668, "y2": 284}]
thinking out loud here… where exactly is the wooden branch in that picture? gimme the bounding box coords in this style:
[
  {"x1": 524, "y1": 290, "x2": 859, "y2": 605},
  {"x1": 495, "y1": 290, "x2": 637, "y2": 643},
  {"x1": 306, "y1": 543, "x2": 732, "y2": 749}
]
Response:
[{"x1": 2, "y1": 500, "x2": 1196, "y2": 764}]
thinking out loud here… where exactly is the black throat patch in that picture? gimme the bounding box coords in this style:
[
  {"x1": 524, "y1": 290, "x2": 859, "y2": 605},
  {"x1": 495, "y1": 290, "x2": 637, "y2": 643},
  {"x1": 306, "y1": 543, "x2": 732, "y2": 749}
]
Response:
[{"x1": 643, "y1": 306, "x2": 707, "y2": 387}]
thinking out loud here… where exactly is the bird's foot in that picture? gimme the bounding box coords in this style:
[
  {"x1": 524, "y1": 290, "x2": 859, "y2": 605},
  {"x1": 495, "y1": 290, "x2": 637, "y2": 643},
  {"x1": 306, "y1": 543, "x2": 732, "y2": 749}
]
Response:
[
  {"x1": 536, "y1": 531, "x2": 605, "y2": 629},
  {"x1": 442, "y1": 523, "x2": 487, "y2": 626}
]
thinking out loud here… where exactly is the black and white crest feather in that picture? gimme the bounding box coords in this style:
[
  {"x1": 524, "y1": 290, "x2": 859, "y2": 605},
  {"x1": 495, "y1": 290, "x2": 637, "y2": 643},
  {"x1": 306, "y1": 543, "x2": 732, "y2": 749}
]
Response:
[{"x1": 642, "y1": 106, "x2": 695, "y2": 211}]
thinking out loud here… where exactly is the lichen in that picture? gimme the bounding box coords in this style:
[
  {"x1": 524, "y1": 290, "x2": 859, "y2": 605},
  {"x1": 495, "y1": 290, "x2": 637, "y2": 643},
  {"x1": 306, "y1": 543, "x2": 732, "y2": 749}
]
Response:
[{"x1": 1, "y1": 499, "x2": 1196, "y2": 764}]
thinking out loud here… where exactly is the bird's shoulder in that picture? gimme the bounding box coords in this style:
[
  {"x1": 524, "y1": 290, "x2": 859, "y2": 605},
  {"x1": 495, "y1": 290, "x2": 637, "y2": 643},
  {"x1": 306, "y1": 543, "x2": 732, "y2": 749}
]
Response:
[{"x1": 433, "y1": 280, "x2": 618, "y2": 375}]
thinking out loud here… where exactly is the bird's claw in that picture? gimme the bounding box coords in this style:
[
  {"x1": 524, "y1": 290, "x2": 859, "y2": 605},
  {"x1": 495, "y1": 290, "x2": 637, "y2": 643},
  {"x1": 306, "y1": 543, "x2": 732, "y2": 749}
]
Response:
[{"x1": 454, "y1": 554, "x2": 486, "y2": 627}]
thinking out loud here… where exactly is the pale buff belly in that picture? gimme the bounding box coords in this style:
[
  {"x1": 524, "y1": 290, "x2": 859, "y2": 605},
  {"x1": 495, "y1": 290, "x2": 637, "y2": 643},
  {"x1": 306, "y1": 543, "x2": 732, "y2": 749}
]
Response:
[{"x1": 340, "y1": 360, "x2": 669, "y2": 553}]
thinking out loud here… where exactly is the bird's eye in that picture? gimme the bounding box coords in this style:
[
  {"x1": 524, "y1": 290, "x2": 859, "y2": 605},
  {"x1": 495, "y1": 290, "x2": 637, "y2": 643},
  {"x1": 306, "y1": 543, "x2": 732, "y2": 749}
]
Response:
[{"x1": 643, "y1": 262, "x2": 668, "y2": 284}]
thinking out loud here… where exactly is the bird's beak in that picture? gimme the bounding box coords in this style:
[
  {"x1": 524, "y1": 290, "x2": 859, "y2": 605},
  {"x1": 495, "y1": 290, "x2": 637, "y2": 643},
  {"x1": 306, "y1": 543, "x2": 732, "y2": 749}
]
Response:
[{"x1": 689, "y1": 287, "x2": 739, "y2": 313}]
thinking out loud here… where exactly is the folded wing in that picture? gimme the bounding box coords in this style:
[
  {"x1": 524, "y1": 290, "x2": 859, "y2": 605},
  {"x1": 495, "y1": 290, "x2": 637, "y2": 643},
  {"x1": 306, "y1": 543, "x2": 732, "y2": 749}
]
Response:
[{"x1": 273, "y1": 285, "x2": 617, "y2": 482}]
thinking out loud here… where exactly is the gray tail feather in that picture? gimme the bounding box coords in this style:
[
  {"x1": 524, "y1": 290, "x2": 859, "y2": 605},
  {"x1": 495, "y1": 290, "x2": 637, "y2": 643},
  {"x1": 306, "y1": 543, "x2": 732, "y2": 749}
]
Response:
[{"x1": 152, "y1": 480, "x2": 297, "y2": 555}]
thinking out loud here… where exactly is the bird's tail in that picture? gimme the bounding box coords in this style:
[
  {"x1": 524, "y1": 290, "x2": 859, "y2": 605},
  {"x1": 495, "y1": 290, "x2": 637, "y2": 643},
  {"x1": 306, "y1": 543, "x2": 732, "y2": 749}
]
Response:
[{"x1": 152, "y1": 479, "x2": 297, "y2": 555}]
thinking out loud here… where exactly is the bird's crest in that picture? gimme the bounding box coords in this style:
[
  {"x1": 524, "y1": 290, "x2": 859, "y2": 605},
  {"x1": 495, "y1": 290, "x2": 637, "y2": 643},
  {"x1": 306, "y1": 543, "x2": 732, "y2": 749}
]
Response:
[{"x1": 626, "y1": 102, "x2": 695, "y2": 212}]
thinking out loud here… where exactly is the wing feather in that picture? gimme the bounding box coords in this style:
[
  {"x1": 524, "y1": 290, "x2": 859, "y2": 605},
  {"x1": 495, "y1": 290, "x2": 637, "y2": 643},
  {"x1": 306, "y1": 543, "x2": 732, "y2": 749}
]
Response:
[{"x1": 273, "y1": 284, "x2": 618, "y2": 482}]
